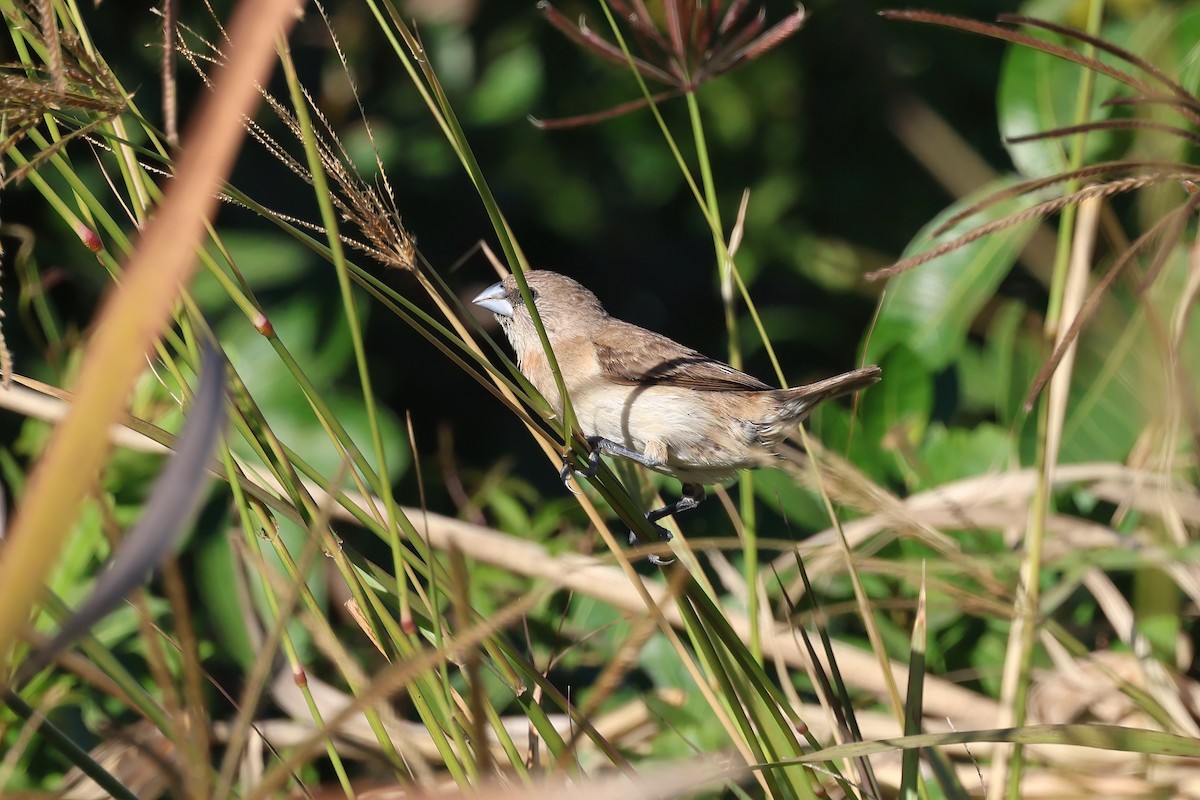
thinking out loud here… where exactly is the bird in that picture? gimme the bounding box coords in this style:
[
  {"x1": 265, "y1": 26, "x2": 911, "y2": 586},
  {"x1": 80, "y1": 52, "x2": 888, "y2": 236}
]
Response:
[{"x1": 473, "y1": 270, "x2": 881, "y2": 564}]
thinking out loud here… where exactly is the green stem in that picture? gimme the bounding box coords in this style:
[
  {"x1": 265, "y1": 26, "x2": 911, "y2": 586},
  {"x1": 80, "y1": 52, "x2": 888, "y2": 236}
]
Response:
[
  {"x1": 683, "y1": 90, "x2": 761, "y2": 659},
  {"x1": 1007, "y1": 2, "x2": 1105, "y2": 795}
]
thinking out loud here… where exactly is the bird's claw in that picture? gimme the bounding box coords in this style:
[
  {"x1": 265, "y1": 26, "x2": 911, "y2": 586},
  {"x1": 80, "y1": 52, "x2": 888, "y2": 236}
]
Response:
[
  {"x1": 629, "y1": 523, "x2": 675, "y2": 566},
  {"x1": 559, "y1": 446, "x2": 602, "y2": 493},
  {"x1": 559, "y1": 461, "x2": 583, "y2": 495}
]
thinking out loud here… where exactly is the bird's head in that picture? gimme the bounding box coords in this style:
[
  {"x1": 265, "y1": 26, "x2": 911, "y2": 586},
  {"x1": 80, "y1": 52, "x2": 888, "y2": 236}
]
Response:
[{"x1": 472, "y1": 270, "x2": 607, "y2": 354}]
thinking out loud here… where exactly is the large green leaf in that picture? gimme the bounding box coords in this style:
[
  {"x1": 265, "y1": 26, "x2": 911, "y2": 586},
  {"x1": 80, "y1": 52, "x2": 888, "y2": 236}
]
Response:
[
  {"x1": 1176, "y1": 6, "x2": 1200, "y2": 91},
  {"x1": 916, "y1": 423, "x2": 1016, "y2": 490},
  {"x1": 866, "y1": 178, "x2": 1038, "y2": 372},
  {"x1": 859, "y1": 345, "x2": 933, "y2": 455},
  {"x1": 957, "y1": 299, "x2": 1043, "y2": 425},
  {"x1": 997, "y1": 21, "x2": 1123, "y2": 179}
]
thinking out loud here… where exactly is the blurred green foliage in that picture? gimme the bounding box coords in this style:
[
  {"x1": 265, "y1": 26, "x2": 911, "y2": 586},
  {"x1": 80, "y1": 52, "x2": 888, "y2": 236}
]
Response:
[{"x1": 5, "y1": 0, "x2": 1200, "y2": 794}]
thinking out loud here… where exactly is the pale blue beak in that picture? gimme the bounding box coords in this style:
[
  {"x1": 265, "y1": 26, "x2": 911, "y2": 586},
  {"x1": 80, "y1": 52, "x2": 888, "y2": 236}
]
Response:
[{"x1": 472, "y1": 281, "x2": 514, "y2": 317}]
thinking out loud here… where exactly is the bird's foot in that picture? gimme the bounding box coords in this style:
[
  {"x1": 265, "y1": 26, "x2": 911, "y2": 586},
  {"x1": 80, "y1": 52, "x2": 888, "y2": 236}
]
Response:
[
  {"x1": 559, "y1": 445, "x2": 602, "y2": 494},
  {"x1": 629, "y1": 522, "x2": 675, "y2": 566},
  {"x1": 630, "y1": 484, "x2": 704, "y2": 565}
]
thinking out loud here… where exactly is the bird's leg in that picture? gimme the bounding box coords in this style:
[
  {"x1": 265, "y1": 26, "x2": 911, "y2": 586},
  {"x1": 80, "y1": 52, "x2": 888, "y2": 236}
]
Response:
[
  {"x1": 632, "y1": 483, "x2": 706, "y2": 566},
  {"x1": 558, "y1": 438, "x2": 696, "y2": 566},
  {"x1": 646, "y1": 483, "x2": 706, "y2": 524},
  {"x1": 559, "y1": 436, "x2": 665, "y2": 485}
]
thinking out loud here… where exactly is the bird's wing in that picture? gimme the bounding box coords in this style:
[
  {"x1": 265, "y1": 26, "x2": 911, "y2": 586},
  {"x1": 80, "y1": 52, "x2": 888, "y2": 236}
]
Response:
[{"x1": 595, "y1": 321, "x2": 772, "y2": 391}]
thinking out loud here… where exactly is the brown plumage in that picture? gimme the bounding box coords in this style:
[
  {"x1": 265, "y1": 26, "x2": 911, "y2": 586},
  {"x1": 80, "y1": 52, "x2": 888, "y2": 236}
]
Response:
[{"x1": 474, "y1": 270, "x2": 880, "y2": 562}]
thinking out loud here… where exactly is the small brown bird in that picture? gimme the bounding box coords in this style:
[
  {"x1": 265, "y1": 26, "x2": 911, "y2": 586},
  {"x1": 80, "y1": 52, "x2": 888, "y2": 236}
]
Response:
[{"x1": 474, "y1": 270, "x2": 880, "y2": 563}]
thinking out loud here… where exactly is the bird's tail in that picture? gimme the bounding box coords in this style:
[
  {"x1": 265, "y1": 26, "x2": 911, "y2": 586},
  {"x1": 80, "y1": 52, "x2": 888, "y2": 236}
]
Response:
[{"x1": 754, "y1": 365, "x2": 882, "y2": 444}]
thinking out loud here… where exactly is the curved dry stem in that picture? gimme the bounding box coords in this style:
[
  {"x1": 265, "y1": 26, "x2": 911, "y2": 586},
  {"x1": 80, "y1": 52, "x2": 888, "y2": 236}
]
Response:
[
  {"x1": 931, "y1": 161, "x2": 1194, "y2": 237},
  {"x1": 868, "y1": 174, "x2": 1192, "y2": 281},
  {"x1": 1105, "y1": 93, "x2": 1200, "y2": 117},
  {"x1": 529, "y1": 88, "x2": 681, "y2": 130},
  {"x1": 998, "y1": 13, "x2": 1200, "y2": 124},
  {"x1": 879, "y1": 11, "x2": 1162, "y2": 101},
  {"x1": 1007, "y1": 119, "x2": 1200, "y2": 150}
]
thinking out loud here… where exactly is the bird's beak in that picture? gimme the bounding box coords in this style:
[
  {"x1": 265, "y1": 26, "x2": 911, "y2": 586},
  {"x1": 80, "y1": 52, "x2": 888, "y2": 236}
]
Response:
[{"x1": 472, "y1": 281, "x2": 514, "y2": 317}]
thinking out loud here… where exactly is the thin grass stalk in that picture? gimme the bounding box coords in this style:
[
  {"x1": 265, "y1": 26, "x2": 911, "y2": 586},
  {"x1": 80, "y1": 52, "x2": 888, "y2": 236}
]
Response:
[
  {"x1": 0, "y1": 684, "x2": 59, "y2": 788},
  {"x1": 795, "y1": 427, "x2": 907, "y2": 738},
  {"x1": 1, "y1": 692, "x2": 139, "y2": 800},
  {"x1": 275, "y1": 31, "x2": 412, "y2": 650},
  {"x1": 1004, "y1": 4, "x2": 1108, "y2": 789},
  {"x1": 217, "y1": 376, "x2": 428, "y2": 774},
  {"x1": 685, "y1": 86, "x2": 761, "y2": 656},
  {"x1": 243, "y1": 524, "x2": 465, "y2": 787},
  {"x1": 12, "y1": 131, "x2": 226, "y2": 418},
  {"x1": 449, "y1": 549, "x2": 489, "y2": 780},
  {"x1": 591, "y1": 0, "x2": 785, "y2": 387},
  {"x1": 787, "y1": 555, "x2": 881, "y2": 797},
  {"x1": 565, "y1": 512, "x2": 764, "y2": 777},
  {"x1": 9, "y1": 228, "x2": 64, "y2": 347},
  {"x1": 124, "y1": 577, "x2": 199, "y2": 793},
  {"x1": 557, "y1": 565, "x2": 695, "y2": 769},
  {"x1": 161, "y1": 0, "x2": 178, "y2": 145},
  {"x1": 765, "y1": 722, "x2": 1200, "y2": 770},
  {"x1": 8, "y1": 135, "x2": 131, "y2": 261},
  {"x1": 352, "y1": 585, "x2": 476, "y2": 783},
  {"x1": 678, "y1": 598, "x2": 782, "y2": 797},
  {"x1": 213, "y1": 496, "x2": 361, "y2": 799},
  {"x1": 16, "y1": 589, "x2": 176, "y2": 736},
  {"x1": 688, "y1": 587, "x2": 835, "y2": 795},
  {"x1": 481, "y1": 643, "x2": 632, "y2": 774},
  {"x1": 369, "y1": 653, "x2": 471, "y2": 782},
  {"x1": 479, "y1": 696, "x2": 533, "y2": 778},
  {"x1": 427, "y1": 614, "x2": 482, "y2": 782},
  {"x1": 1168, "y1": 229, "x2": 1200, "y2": 455},
  {"x1": 0, "y1": 0, "x2": 301, "y2": 670},
  {"x1": 296, "y1": 566, "x2": 457, "y2": 781},
  {"x1": 270, "y1": 509, "x2": 476, "y2": 783},
  {"x1": 683, "y1": 92, "x2": 731, "y2": 356},
  {"x1": 899, "y1": 570, "x2": 928, "y2": 799},
  {"x1": 265, "y1": 545, "x2": 429, "y2": 782},
  {"x1": 372, "y1": 2, "x2": 580, "y2": 457},
  {"x1": 244, "y1": 587, "x2": 549, "y2": 800},
  {"x1": 1000, "y1": 191, "x2": 1101, "y2": 800},
  {"x1": 253, "y1": 334, "x2": 401, "y2": 531}
]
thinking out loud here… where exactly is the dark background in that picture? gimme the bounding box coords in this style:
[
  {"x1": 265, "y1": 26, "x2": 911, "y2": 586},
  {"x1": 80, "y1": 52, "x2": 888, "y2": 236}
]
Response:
[{"x1": 2, "y1": 0, "x2": 1020, "y2": 503}]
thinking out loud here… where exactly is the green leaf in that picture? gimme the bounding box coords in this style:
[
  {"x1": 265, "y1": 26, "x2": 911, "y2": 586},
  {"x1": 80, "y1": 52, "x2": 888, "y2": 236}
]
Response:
[
  {"x1": 957, "y1": 299, "x2": 1035, "y2": 423},
  {"x1": 916, "y1": 424, "x2": 1015, "y2": 489},
  {"x1": 866, "y1": 178, "x2": 1037, "y2": 372},
  {"x1": 997, "y1": 26, "x2": 1122, "y2": 179},
  {"x1": 1175, "y1": 6, "x2": 1200, "y2": 91},
  {"x1": 468, "y1": 45, "x2": 544, "y2": 125},
  {"x1": 859, "y1": 345, "x2": 933, "y2": 452}
]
